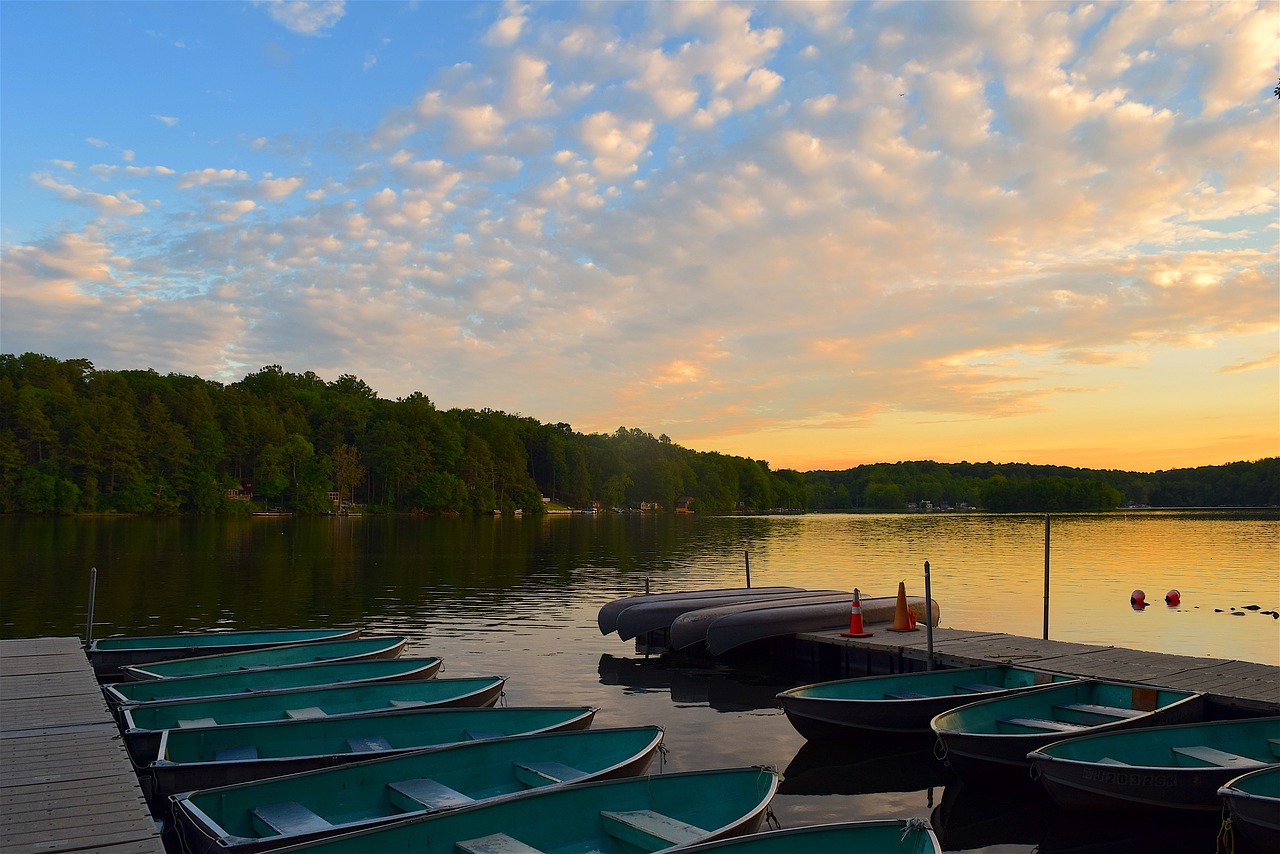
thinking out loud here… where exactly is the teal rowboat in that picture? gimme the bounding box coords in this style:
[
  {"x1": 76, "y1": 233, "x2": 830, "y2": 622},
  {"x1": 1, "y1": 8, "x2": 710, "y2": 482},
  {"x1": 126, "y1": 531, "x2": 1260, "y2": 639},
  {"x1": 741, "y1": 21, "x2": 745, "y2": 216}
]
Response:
[
  {"x1": 1219, "y1": 765, "x2": 1280, "y2": 852},
  {"x1": 146, "y1": 705, "x2": 599, "y2": 795},
  {"x1": 777, "y1": 666, "x2": 1078, "y2": 737},
  {"x1": 931, "y1": 679, "x2": 1204, "y2": 769},
  {"x1": 87, "y1": 628, "x2": 360, "y2": 674},
  {"x1": 1029, "y1": 716, "x2": 1280, "y2": 811},
  {"x1": 121, "y1": 636, "x2": 408, "y2": 680},
  {"x1": 268, "y1": 766, "x2": 779, "y2": 853},
  {"x1": 664, "y1": 819, "x2": 941, "y2": 853},
  {"x1": 171, "y1": 726, "x2": 666, "y2": 853},
  {"x1": 122, "y1": 675, "x2": 507, "y2": 763},
  {"x1": 104, "y1": 657, "x2": 442, "y2": 709}
]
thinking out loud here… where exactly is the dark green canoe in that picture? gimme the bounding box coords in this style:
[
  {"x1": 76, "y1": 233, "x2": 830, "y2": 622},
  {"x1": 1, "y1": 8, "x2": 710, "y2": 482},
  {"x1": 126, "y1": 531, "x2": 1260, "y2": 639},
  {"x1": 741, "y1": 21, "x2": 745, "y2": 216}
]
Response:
[
  {"x1": 122, "y1": 675, "x2": 506, "y2": 763},
  {"x1": 171, "y1": 725, "x2": 665, "y2": 853},
  {"x1": 121, "y1": 636, "x2": 408, "y2": 680}
]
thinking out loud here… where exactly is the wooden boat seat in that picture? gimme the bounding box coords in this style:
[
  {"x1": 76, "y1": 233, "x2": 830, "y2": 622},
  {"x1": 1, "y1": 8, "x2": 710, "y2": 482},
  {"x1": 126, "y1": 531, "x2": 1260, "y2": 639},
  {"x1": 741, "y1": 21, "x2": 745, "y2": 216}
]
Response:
[
  {"x1": 177, "y1": 717, "x2": 217, "y2": 728},
  {"x1": 285, "y1": 707, "x2": 327, "y2": 720},
  {"x1": 883, "y1": 691, "x2": 928, "y2": 700},
  {"x1": 465, "y1": 730, "x2": 506, "y2": 741},
  {"x1": 600, "y1": 809, "x2": 706, "y2": 850},
  {"x1": 955, "y1": 683, "x2": 1005, "y2": 693},
  {"x1": 388, "y1": 699, "x2": 428, "y2": 708},
  {"x1": 386, "y1": 777, "x2": 475, "y2": 811},
  {"x1": 999, "y1": 717, "x2": 1088, "y2": 733},
  {"x1": 511, "y1": 760, "x2": 589, "y2": 786},
  {"x1": 250, "y1": 801, "x2": 332, "y2": 837},
  {"x1": 346, "y1": 735, "x2": 392, "y2": 753},
  {"x1": 1097, "y1": 757, "x2": 1131, "y2": 765},
  {"x1": 215, "y1": 744, "x2": 259, "y2": 761},
  {"x1": 1054, "y1": 703, "x2": 1144, "y2": 719},
  {"x1": 454, "y1": 832, "x2": 543, "y2": 853},
  {"x1": 1171, "y1": 745, "x2": 1263, "y2": 767}
]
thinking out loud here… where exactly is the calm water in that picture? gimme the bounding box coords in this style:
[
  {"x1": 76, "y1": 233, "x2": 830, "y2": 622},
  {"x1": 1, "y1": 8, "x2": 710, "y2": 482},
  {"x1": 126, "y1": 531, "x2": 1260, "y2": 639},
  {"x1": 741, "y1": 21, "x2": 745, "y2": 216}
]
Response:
[{"x1": 2, "y1": 512, "x2": 1276, "y2": 853}]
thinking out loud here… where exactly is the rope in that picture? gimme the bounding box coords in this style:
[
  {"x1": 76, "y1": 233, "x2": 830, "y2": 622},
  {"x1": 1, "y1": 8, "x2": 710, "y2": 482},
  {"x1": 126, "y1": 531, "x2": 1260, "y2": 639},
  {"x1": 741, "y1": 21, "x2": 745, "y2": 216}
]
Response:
[
  {"x1": 1215, "y1": 815, "x2": 1236, "y2": 854},
  {"x1": 901, "y1": 817, "x2": 930, "y2": 841},
  {"x1": 933, "y1": 737, "x2": 949, "y2": 763},
  {"x1": 764, "y1": 806, "x2": 782, "y2": 830},
  {"x1": 656, "y1": 741, "x2": 669, "y2": 772}
]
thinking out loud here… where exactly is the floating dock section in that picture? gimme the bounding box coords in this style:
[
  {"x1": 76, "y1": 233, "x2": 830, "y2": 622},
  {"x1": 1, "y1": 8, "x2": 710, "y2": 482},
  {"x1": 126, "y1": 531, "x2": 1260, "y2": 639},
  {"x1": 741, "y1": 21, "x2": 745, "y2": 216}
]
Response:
[{"x1": 0, "y1": 637, "x2": 164, "y2": 854}]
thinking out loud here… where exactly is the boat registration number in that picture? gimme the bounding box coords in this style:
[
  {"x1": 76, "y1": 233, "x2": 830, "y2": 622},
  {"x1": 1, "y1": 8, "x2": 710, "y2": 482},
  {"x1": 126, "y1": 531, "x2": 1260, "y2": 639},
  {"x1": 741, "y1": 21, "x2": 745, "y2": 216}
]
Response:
[{"x1": 1084, "y1": 769, "x2": 1179, "y2": 787}]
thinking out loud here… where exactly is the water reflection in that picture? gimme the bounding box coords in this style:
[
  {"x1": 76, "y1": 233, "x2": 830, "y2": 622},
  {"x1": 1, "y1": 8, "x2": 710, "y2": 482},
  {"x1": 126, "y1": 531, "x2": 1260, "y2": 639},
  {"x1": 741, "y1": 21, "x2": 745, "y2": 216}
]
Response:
[
  {"x1": 782, "y1": 735, "x2": 952, "y2": 796},
  {"x1": 597, "y1": 654, "x2": 789, "y2": 712}
]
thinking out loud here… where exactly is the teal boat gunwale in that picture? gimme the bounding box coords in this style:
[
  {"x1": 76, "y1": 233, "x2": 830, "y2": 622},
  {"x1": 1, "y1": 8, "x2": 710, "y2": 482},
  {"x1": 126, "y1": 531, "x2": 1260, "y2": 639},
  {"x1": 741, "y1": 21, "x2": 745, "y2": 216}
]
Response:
[
  {"x1": 1217, "y1": 765, "x2": 1280, "y2": 852},
  {"x1": 170, "y1": 725, "x2": 668, "y2": 853},
  {"x1": 120, "y1": 636, "x2": 409, "y2": 680},
  {"x1": 87, "y1": 628, "x2": 362, "y2": 673},
  {"x1": 664, "y1": 818, "x2": 941, "y2": 853}
]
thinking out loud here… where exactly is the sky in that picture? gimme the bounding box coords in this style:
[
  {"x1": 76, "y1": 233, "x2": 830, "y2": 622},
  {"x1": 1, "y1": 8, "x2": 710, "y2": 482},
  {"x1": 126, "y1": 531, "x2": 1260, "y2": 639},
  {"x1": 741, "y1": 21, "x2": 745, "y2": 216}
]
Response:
[{"x1": 1, "y1": 1, "x2": 1277, "y2": 474}]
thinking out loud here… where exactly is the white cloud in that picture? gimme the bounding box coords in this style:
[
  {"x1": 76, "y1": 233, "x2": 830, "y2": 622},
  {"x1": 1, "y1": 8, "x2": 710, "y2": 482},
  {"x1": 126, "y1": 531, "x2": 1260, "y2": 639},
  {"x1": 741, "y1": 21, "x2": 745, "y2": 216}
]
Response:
[
  {"x1": 261, "y1": 0, "x2": 345, "y2": 36},
  {"x1": 580, "y1": 111, "x2": 653, "y2": 179},
  {"x1": 178, "y1": 168, "x2": 250, "y2": 189},
  {"x1": 485, "y1": 2, "x2": 527, "y2": 48},
  {"x1": 152, "y1": 114, "x2": 179, "y2": 127},
  {"x1": 258, "y1": 176, "x2": 304, "y2": 200},
  {"x1": 32, "y1": 173, "x2": 147, "y2": 216}
]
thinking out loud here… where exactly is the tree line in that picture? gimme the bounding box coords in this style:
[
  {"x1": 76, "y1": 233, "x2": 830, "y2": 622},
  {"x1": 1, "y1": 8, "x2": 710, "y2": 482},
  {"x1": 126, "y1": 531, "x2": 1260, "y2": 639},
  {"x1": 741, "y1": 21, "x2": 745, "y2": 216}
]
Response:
[{"x1": 2, "y1": 353, "x2": 1275, "y2": 515}]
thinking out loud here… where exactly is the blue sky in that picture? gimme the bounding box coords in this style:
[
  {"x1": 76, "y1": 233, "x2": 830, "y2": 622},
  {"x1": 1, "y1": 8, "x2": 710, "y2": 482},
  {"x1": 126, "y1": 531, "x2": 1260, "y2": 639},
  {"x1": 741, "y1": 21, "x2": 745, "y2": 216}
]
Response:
[{"x1": 2, "y1": 1, "x2": 1276, "y2": 472}]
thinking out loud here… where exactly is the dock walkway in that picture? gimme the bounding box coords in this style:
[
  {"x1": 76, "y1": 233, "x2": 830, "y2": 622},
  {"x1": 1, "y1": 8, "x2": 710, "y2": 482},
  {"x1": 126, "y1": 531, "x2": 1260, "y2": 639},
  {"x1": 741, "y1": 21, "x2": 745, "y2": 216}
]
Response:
[
  {"x1": 795, "y1": 626, "x2": 1279, "y2": 712},
  {"x1": 0, "y1": 637, "x2": 164, "y2": 854}
]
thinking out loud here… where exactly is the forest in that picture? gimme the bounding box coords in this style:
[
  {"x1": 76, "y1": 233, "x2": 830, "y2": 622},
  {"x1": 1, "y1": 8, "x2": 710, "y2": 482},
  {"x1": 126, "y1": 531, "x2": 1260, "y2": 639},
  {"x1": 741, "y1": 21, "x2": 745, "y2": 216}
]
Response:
[{"x1": 2, "y1": 353, "x2": 1276, "y2": 515}]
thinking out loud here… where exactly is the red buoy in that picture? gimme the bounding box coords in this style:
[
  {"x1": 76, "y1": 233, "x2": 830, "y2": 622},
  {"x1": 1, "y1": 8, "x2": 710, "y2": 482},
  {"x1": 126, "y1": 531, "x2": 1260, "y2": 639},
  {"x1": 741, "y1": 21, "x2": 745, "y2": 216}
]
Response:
[
  {"x1": 1131, "y1": 589, "x2": 1147, "y2": 609},
  {"x1": 1165, "y1": 589, "x2": 1181, "y2": 607}
]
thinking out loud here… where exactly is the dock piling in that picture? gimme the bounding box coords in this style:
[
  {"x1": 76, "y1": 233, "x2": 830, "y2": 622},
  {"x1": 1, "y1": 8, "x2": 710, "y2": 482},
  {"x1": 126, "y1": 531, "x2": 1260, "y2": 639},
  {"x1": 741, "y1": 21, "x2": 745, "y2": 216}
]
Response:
[
  {"x1": 924, "y1": 560, "x2": 934, "y2": 670},
  {"x1": 85, "y1": 566, "x2": 97, "y2": 648}
]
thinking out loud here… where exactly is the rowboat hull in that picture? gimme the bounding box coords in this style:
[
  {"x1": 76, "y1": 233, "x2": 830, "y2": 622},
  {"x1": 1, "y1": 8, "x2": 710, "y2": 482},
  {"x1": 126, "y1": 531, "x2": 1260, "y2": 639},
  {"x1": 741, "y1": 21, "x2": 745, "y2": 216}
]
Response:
[
  {"x1": 615, "y1": 589, "x2": 831, "y2": 641},
  {"x1": 1030, "y1": 717, "x2": 1280, "y2": 812},
  {"x1": 87, "y1": 628, "x2": 360, "y2": 675},
  {"x1": 266, "y1": 766, "x2": 779, "y2": 853},
  {"x1": 931, "y1": 680, "x2": 1205, "y2": 770},
  {"x1": 665, "y1": 819, "x2": 941, "y2": 853},
  {"x1": 122, "y1": 675, "x2": 507, "y2": 764},
  {"x1": 703, "y1": 595, "x2": 940, "y2": 656},
  {"x1": 1219, "y1": 766, "x2": 1280, "y2": 852},
  {"x1": 778, "y1": 666, "x2": 1075, "y2": 737},
  {"x1": 597, "y1": 588, "x2": 804, "y2": 636},
  {"x1": 121, "y1": 636, "x2": 408, "y2": 680},
  {"x1": 104, "y1": 657, "x2": 442, "y2": 709},
  {"x1": 146, "y1": 705, "x2": 599, "y2": 796},
  {"x1": 171, "y1": 725, "x2": 666, "y2": 853}
]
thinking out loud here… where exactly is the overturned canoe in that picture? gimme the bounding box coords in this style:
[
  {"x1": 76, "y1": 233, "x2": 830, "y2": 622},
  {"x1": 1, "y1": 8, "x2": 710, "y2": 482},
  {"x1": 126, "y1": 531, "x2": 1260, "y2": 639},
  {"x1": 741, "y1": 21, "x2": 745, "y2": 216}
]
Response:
[
  {"x1": 268, "y1": 766, "x2": 780, "y2": 853},
  {"x1": 598, "y1": 587, "x2": 804, "y2": 636},
  {"x1": 613, "y1": 589, "x2": 823, "y2": 641},
  {"x1": 667, "y1": 819, "x2": 941, "y2": 853},
  {"x1": 703, "y1": 595, "x2": 940, "y2": 656},
  {"x1": 931, "y1": 680, "x2": 1205, "y2": 770},
  {"x1": 88, "y1": 628, "x2": 361, "y2": 674},
  {"x1": 122, "y1": 675, "x2": 507, "y2": 764},
  {"x1": 146, "y1": 705, "x2": 599, "y2": 795},
  {"x1": 1029, "y1": 716, "x2": 1280, "y2": 812},
  {"x1": 121, "y1": 636, "x2": 409, "y2": 680},
  {"x1": 104, "y1": 657, "x2": 442, "y2": 709},
  {"x1": 171, "y1": 725, "x2": 666, "y2": 853},
  {"x1": 1219, "y1": 765, "x2": 1280, "y2": 852},
  {"x1": 669, "y1": 592, "x2": 858, "y2": 651},
  {"x1": 778, "y1": 665, "x2": 1077, "y2": 738}
]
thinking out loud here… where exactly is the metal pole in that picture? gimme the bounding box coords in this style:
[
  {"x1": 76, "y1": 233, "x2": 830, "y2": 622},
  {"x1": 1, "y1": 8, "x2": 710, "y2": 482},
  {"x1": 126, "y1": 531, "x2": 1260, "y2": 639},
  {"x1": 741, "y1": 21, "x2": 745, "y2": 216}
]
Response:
[
  {"x1": 85, "y1": 567, "x2": 97, "y2": 648},
  {"x1": 1043, "y1": 514, "x2": 1051, "y2": 640},
  {"x1": 644, "y1": 576, "x2": 650, "y2": 594},
  {"x1": 924, "y1": 560, "x2": 934, "y2": 670},
  {"x1": 744, "y1": 551, "x2": 751, "y2": 589}
]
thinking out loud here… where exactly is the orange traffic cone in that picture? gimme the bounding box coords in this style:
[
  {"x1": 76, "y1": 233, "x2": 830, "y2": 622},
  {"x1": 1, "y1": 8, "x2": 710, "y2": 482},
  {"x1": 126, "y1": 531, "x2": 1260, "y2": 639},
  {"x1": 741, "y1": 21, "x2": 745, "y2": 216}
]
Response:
[
  {"x1": 887, "y1": 581, "x2": 919, "y2": 632},
  {"x1": 841, "y1": 588, "x2": 874, "y2": 638}
]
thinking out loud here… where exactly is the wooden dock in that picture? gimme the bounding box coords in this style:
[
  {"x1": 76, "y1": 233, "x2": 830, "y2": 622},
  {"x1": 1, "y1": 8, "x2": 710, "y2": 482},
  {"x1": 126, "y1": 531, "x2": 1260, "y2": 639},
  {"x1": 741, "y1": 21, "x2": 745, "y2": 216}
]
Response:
[
  {"x1": 792, "y1": 626, "x2": 1280, "y2": 713},
  {"x1": 0, "y1": 637, "x2": 165, "y2": 854}
]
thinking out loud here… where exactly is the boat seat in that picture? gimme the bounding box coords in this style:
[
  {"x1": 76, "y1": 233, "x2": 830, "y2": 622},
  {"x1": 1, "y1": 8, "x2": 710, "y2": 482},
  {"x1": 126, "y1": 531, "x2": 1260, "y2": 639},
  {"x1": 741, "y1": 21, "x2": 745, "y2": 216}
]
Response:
[
  {"x1": 883, "y1": 691, "x2": 928, "y2": 700},
  {"x1": 285, "y1": 707, "x2": 327, "y2": 720},
  {"x1": 511, "y1": 760, "x2": 589, "y2": 786},
  {"x1": 388, "y1": 699, "x2": 428, "y2": 708},
  {"x1": 387, "y1": 777, "x2": 476, "y2": 811},
  {"x1": 1171, "y1": 746, "x2": 1263, "y2": 767},
  {"x1": 999, "y1": 717, "x2": 1088, "y2": 733},
  {"x1": 1268, "y1": 738, "x2": 1280, "y2": 758},
  {"x1": 249, "y1": 801, "x2": 332, "y2": 837},
  {"x1": 177, "y1": 717, "x2": 217, "y2": 728},
  {"x1": 1097, "y1": 757, "x2": 1131, "y2": 766},
  {"x1": 347, "y1": 735, "x2": 393, "y2": 753},
  {"x1": 454, "y1": 832, "x2": 543, "y2": 853},
  {"x1": 955, "y1": 683, "x2": 1005, "y2": 693},
  {"x1": 465, "y1": 730, "x2": 506, "y2": 741},
  {"x1": 1054, "y1": 703, "x2": 1144, "y2": 719},
  {"x1": 599, "y1": 809, "x2": 706, "y2": 850},
  {"x1": 215, "y1": 744, "x2": 259, "y2": 761}
]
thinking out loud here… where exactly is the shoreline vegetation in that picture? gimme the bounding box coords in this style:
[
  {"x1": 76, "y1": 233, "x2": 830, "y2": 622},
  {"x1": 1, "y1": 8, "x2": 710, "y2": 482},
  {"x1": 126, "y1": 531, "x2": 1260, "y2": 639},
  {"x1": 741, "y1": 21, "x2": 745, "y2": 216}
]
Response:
[{"x1": 3, "y1": 353, "x2": 1277, "y2": 517}]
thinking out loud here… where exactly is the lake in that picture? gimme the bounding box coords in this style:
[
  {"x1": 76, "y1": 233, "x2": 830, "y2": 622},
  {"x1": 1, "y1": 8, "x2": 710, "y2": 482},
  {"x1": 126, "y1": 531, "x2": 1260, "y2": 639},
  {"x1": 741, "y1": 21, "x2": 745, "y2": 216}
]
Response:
[{"x1": 2, "y1": 511, "x2": 1276, "y2": 853}]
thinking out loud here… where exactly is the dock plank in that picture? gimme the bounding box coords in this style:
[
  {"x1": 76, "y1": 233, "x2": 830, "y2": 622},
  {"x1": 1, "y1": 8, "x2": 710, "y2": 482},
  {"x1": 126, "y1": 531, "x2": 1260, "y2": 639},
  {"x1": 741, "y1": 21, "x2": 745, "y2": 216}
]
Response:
[{"x1": 0, "y1": 638, "x2": 164, "y2": 854}]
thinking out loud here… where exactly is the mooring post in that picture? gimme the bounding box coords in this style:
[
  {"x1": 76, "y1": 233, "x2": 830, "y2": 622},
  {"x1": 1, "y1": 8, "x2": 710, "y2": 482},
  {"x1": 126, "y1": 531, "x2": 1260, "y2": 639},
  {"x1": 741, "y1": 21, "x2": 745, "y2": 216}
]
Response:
[
  {"x1": 924, "y1": 560, "x2": 935, "y2": 670},
  {"x1": 1043, "y1": 514, "x2": 1051, "y2": 640},
  {"x1": 744, "y1": 551, "x2": 751, "y2": 588},
  {"x1": 644, "y1": 575, "x2": 650, "y2": 594},
  {"x1": 85, "y1": 566, "x2": 97, "y2": 648}
]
